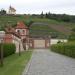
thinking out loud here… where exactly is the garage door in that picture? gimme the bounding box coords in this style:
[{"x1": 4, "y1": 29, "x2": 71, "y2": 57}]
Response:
[{"x1": 34, "y1": 39, "x2": 45, "y2": 48}]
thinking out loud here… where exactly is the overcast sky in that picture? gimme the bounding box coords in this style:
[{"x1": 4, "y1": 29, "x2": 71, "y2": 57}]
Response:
[{"x1": 0, "y1": 0, "x2": 75, "y2": 15}]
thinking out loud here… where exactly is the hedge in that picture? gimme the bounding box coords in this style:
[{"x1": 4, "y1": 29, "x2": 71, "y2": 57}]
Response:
[
  {"x1": 51, "y1": 42, "x2": 75, "y2": 58},
  {"x1": 0, "y1": 43, "x2": 16, "y2": 58}
]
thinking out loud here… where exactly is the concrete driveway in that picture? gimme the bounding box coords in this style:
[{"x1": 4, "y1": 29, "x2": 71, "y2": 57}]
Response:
[{"x1": 22, "y1": 49, "x2": 75, "y2": 75}]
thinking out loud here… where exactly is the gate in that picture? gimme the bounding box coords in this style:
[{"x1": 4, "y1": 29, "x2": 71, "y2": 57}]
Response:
[{"x1": 29, "y1": 38, "x2": 50, "y2": 49}]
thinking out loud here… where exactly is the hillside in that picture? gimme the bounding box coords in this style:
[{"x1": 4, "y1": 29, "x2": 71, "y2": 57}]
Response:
[
  {"x1": 0, "y1": 15, "x2": 75, "y2": 38},
  {"x1": 30, "y1": 22, "x2": 66, "y2": 38},
  {"x1": 0, "y1": 15, "x2": 31, "y2": 30}
]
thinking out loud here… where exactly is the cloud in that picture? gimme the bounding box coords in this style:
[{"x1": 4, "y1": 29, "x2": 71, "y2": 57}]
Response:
[{"x1": 0, "y1": 0, "x2": 75, "y2": 15}]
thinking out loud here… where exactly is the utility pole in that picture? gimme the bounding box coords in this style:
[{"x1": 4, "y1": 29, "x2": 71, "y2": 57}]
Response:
[{"x1": 0, "y1": 39, "x2": 3, "y2": 67}]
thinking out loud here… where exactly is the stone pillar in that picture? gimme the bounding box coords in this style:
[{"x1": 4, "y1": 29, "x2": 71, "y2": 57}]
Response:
[
  {"x1": 32, "y1": 39, "x2": 34, "y2": 48},
  {"x1": 45, "y1": 39, "x2": 47, "y2": 48},
  {"x1": 45, "y1": 39, "x2": 50, "y2": 48}
]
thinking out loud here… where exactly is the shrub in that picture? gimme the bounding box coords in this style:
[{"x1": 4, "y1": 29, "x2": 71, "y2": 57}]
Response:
[
  {"x1": 68, "y1": 29, "x2": 75, "y2": 41},
  {"x1": 0, "y1": 43, "x2": 16, "y2": 58},
  {"x1": 68, "y1": 34, "x2": 75, "y2": 41},
  {"x1": 51, "y1": 42, "x2": 75, "y2": 58},
  {"x1": 57, "y1": 40, "x2": 62, "y2": 44}
]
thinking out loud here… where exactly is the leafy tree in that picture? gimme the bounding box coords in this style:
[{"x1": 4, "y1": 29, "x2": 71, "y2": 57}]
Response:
[
  {"x1": 40, "y1": 11, "x2": 44, "y2": 18},
  {"x1": 68, "y1": 28, "x2": 75, "y2": 41},
  {"x1": 71, "y1": 28, "x2": 75, "y2": 32},
  {"x1": 24, "y1": 20, "x2": 33, "y2": 28},
  {"x1": 61, "y1": 14, "x2": 70, "y2": 22},
  {"x1": 0, "y1": 9, "x2": 6, "y2": 15}
]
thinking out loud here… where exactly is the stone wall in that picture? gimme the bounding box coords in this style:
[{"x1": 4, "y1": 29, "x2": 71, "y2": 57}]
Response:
[{"x1": 51, "y1": 39, "x2": 68, "y2": 45}]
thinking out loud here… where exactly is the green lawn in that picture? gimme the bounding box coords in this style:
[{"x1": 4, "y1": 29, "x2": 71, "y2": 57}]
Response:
[{"x1": 0, "y1": 51, "x2": 32, "y2": 75}]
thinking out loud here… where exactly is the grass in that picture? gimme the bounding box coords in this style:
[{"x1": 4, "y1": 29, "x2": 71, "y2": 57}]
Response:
[
  {"x1": 0, "y1": 15, "x2": 75, "y2": 38},
  {"x1": 30, "y1": 22, "x2": 66, "y2": 38},
  {"x1": 31, "y1": 18, "x2": 75, "y2": 33},
  {"x1": 0, "y1": 51, "x2": 32, "y2": 75},
  {"x1": 0, "y1": 15, "x2": 31, "y2": 30},
  {"x1": 0, "y1": 15, "x2": 75, "y2": 29},
  {"x1": 32, "y1": 18, "x2": 75, "y2": 26},
  {"x1": 30, "y1": 23, "x2": 56, "y2": 36}
]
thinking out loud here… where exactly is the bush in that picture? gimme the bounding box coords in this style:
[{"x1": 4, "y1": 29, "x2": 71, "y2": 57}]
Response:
[
  {"x1": 68, "y1": 34, "x2": 75, "y2": 41},
  {"x1": 0, "y1": 43, "x2": 16, "y2": 58},
  {"x1": 68, "y1": 30, "x2": 75, "y2": 41},
  {"x1": 51, "y1": 42, "x2": 75, "y2": 58},
  {"x1": 57, "y1": 40, "x2": 62, "y2": 43}
]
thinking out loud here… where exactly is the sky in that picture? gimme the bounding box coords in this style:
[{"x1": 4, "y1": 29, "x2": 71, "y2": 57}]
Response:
[{"x1": 0, "y1": 0, "x2": 75, "y2": 15}]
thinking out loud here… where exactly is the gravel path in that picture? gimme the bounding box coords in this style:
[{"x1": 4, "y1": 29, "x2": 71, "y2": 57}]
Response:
[{"x1": 22, "y1": 49, "x2": 75, "y2": 75}]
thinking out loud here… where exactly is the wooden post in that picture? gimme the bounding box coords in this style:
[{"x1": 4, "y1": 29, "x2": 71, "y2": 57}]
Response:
[
  {"x1": 0, "y1": 39, "x2": 3, "y2": 67},
  {"x1": 19, "y1": 43, "x2": 21, "y2": 56}
]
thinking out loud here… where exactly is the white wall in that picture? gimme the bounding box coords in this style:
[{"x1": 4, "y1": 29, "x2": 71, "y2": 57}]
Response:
[
  {"x1": 13, "y1": 35, "x2": 24, "y2": 53},
  {"x1": 0, "y1": 31, "x2": 5, "y2": 43},
  {"x1": 16, "y1": 29, "x2": 26, "y2": 35},
  {"x1": 51, "y1": 39, "x2": 68, "y2": 45}
]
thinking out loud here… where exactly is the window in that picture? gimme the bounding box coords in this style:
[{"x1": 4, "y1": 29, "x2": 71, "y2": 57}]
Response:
[
  {"x1": 23, "y1": 30, "x2": 25, "y2": 34},
  {"x1": 17, "y1": 30, "x2": 20, "y2": 34}
]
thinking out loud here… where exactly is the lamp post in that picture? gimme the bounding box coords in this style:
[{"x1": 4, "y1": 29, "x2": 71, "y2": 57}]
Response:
[
  {"x1": 49, "y1": 35, "x2": 51, "y2": 47},
  {"x1": 0, "y1": 39, "x2": 3, "y2": 67},
  {"x1": 19, "y1": 42, "x2": 21, "y2": 56}
]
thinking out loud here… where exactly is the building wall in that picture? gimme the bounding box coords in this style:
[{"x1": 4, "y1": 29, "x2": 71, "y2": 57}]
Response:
[
  {"x1": 15, "y1": 29, "x2": 28, "y2": 39},
  {"x1": 50, "y1": 39, "x2": 68, "y2": 45},
  {"x1": 3, "y1": 33, "x2": 25, "y2": 53},
  {"x1": 4, "y1": 34, "x2": 13, "y2": 43},
  {"x1": 8, "y1": 10, "x2": 16, "y2": 14},
  {"x1": 16, "y1": 29, "x2": 26, "y2": 35},
  {"x1": 12, "y1": 35, "x2": 24, "y2": 53}
]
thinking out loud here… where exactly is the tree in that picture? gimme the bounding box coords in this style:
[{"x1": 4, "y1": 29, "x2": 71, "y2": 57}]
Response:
[
  {"x1": 25, "y1": 20, "x2": 33, "y2": 28},
  {"x1": 71, "y1": 28, "x2": 75, "y2": 32},
  {"x1": 48, "y1": 12, "x2": 51, "y2": 19},
  {"x1": 45, "y1": 12, "x2": 51, "y2": 19},
  {"x1": 40, "y1": 11, "x2": 44, "y2": 18},
  {"x1": 45, "y1": 13, "x2": 48, "y2": 18},
  {"x1": 0, "y1": 9, "x2": 6, "y2": 15},
  {"x1": 68, "y1": 28, "x2": 75, "y2": 41},
  {"x1": 62, "y1": 14, "x2": 70, "y2": 22}
]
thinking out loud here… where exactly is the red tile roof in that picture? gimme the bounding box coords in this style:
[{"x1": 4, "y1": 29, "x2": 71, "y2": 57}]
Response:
[{"x1": 15, "y1": 22, "x2": 28, "y2": 29}]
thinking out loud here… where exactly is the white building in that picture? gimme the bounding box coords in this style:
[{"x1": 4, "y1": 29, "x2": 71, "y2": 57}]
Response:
[{"x1": 8, "y1": 6, "x2": 16, "y2": 15}]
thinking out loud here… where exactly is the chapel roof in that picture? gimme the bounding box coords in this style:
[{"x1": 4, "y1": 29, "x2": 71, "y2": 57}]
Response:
[{"x1": 9, "y1": 6, "x2": 16, "y2": 11}]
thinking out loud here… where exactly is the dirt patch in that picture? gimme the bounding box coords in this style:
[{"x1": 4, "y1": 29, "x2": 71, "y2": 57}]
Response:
[{"x1": 48, "y1": 24, "x2": 71, "y2": 35}]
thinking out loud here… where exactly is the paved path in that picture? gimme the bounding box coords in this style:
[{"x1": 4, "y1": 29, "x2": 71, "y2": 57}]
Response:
[{"x1": 22, "y1": 49, "x2": 75, "y2": 75}]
